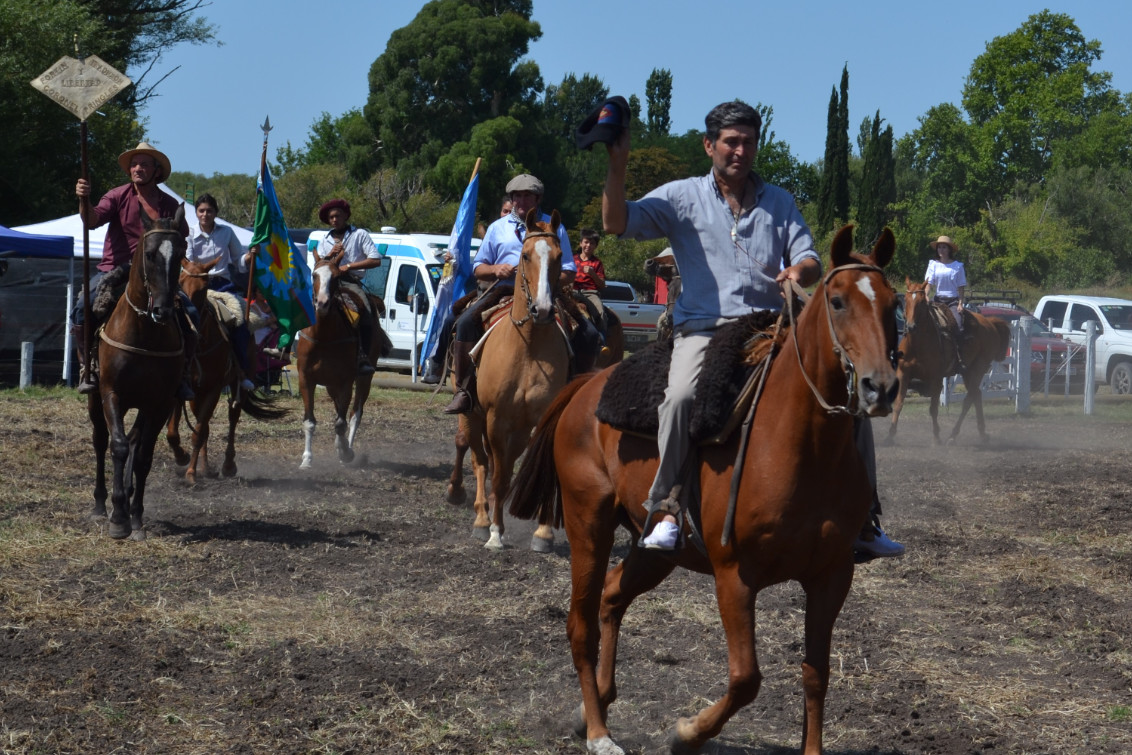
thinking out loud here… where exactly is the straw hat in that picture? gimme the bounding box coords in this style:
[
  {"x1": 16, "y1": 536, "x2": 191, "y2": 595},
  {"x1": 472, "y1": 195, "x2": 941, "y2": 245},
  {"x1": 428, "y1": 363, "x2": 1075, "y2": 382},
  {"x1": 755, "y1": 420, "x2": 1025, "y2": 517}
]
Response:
[
  {"x1": 929, "y1": 235, "x2": 959, "y2": 253},
  {"x1": 118, "y1": 142, "x2": 171, "y2": 181}
]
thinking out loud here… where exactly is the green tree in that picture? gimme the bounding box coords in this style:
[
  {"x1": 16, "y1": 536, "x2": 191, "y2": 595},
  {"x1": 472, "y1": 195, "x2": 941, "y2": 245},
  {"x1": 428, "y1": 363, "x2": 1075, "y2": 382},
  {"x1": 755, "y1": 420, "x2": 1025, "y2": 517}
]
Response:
[
  {"x1": 835, "y1": 66, "x2": 851, "y2": 223},
  {"x1": 275, "y1": 110, "x2": 379, "y2": 183},
  {"x1": 543, "y1": 72, "x2": 608, "y2": 143},
  {"x1": 963, "y1": 10, "x2": 1118, "y2": 192},
  {"x1": 363, "y1": 0, "x2": 543, "y2": 172},
  {"x1": 645, "y1": 68, "x2": 672, "y2": 137},
  {"x1": 816, "y1": 87, "x2": 840, "y2": 234},
  {"x1": 856, "y1": 111, "x2": 896, "y2": 249}
]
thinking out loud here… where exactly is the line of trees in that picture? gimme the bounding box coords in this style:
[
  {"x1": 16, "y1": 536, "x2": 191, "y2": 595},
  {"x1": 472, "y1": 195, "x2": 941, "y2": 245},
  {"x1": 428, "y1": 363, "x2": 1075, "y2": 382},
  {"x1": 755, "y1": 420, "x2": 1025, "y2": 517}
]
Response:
[{"x1": 5, "y1": 2, "x2": 1131, "y2": 297}]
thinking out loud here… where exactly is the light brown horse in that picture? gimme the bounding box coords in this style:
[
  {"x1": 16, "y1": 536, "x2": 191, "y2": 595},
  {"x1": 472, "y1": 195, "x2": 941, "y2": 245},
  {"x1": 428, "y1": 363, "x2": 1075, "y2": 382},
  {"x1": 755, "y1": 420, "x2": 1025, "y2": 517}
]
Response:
[
  {"x1": 888, "y1": 278, "x2": 1011, "y2": 444},
  {"x1": 295, "y1": 248, "x2": 390, "y2": 468},
  {"x1": 451, "y1": 209, "x2": 572, "y2": 551},
  {"x1": 87, "y1": 207, "x2": 187, "y2": 540},
  {"x1": 166, "y1": 259, "x2": 286, "y2": 481},
  {"x1": 507, "y1": 227, "x2": 900, "y2": 755}
]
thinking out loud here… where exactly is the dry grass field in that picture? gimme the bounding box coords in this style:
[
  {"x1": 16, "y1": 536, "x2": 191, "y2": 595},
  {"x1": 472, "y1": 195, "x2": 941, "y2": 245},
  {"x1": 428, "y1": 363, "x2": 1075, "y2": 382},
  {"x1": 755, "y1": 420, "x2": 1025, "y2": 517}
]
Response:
[{"x1": 1, "y1": 383, "x2": 1130, "y2": 754}]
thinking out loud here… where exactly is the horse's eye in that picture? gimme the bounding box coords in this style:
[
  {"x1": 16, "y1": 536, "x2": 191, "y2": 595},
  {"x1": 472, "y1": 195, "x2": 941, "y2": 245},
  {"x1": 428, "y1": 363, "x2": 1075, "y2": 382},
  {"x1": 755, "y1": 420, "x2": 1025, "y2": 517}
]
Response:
[{"x1": 830, "y1": 295, "x2": 845, "y2": 311}]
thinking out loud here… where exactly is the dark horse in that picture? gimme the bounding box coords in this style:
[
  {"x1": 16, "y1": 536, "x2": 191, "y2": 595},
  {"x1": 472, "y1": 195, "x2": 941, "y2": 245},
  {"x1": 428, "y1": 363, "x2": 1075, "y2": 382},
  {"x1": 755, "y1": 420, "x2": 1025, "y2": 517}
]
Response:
[
  {"x1": 166, "y1": 259, "x2": 286, "y2": 481},
  {"x1": 295, "y1": 248, "x2": 390, "y2": 468},
  {"x1": 888, "y1": 278, "x2": 1011, "y2": 444},
  {"x1": 88, "y1": 207, "x2": 188, "y2": 540},
  {"x1": 507, "y1": 227, "x2": 900, "y2": 755}
]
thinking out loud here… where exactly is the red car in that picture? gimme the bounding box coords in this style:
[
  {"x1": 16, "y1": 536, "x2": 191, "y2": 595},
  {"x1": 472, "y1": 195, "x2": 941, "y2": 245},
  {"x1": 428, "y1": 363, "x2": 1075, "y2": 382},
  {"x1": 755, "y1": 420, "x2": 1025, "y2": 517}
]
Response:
[{"x1": 972, "y1": 303, "x2": 1085, "y2": 390}]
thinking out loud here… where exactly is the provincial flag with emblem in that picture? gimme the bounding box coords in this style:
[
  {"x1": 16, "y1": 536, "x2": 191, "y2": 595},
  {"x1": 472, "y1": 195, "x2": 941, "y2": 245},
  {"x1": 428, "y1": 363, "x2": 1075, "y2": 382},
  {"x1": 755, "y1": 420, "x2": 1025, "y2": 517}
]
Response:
[{"x1": 249, "y1": 162, "x2": 313, "y2": 349}]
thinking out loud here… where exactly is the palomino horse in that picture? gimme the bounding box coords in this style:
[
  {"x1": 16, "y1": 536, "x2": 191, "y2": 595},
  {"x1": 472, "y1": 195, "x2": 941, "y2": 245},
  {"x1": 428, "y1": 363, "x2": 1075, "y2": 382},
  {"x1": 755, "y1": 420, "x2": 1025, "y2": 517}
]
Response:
[
  {"x1": 507, "y1": 227, "x2": 900, "y2": 755},
  {"x1": 295, "y1": 249, "x2": 390, "y2": 468},
  {"x1": 449, "y1": 209, "x2": 571, "y2": 551},
  {"x1": 88, "y1": 207, "x2": 188, "y2": 540},
  {"x1": 888, "y1": 278, "x2": 1010, "y2": 444},
  {"x1": 167, "y1": 259, "x2": 286, "y2": 481}
]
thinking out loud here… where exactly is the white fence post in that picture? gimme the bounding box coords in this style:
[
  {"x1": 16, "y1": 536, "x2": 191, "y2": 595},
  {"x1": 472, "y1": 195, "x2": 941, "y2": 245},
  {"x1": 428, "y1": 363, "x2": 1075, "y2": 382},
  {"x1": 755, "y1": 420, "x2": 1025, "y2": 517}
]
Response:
[
  {"x1": 19, "y1": 341, "x2": 34, "y2": 390},
  {"x1": 1015, "y1": 318, "x2": 1032, "y2": 413},
  {"x1": 1084, "y1": 320, "x2": 1097, "y2": 415}
]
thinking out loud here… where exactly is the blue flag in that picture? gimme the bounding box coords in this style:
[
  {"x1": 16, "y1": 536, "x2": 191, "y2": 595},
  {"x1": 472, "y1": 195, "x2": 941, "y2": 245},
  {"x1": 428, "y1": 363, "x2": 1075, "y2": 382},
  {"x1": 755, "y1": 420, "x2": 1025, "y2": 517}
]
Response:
[
  {"x1": 420, "y1": 172, "x2": 480, "y2": 368},
  {"x1": 249, "y1": 161, "x2": 314, "y2": 349}
]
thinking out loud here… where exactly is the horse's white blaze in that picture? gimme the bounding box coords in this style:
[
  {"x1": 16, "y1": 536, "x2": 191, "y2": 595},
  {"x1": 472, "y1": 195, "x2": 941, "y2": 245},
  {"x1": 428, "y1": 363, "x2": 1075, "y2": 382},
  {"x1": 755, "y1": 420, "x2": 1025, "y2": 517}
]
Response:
[
  {"x1": 314, "y1": 266, "x2": 332, "y2": 307},
  {"x1": 534, "y1": 239, "x2": 553, "y2": 313},
  {"x1": 856, "y1": 277, "x2": 877, "y2": 303}
]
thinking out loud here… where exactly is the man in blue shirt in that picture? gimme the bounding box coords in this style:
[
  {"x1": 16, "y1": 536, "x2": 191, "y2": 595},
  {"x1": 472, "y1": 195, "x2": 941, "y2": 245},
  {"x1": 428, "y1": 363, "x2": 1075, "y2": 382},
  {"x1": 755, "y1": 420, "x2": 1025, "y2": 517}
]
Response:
[
  {"x1": 603, "y1": 100, "x2": 903, "y2": 557},
  {"x1": 444, "y1": 173, "x2": 597, "y2": 414}
]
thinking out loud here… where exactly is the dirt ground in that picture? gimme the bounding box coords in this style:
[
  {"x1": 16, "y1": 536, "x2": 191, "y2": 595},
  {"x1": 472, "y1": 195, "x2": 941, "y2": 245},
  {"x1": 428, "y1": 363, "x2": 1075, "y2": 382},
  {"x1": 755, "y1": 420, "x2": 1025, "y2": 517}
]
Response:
[{"x1": 1, "y1": 382, "x2": 1130, "y2": 754}]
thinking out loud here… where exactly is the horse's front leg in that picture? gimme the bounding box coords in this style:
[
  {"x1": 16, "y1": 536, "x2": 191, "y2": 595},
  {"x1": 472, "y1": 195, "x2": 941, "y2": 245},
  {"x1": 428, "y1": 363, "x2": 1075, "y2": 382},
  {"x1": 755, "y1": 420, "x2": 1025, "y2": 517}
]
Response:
[
  {"x1": 672, "y1": 565, "x2": 759, "y2": 753},
  {"x1": 103, "y1": 394, "x2": 132, "y2": 539},
  {"x1": 886, "y1": 369, "x2": 910, "y2": 445},
  {"x1": 344, "y1": 375, "x2": 372, "y2": 461},
  {"x1": 464, "y1": 413, "x2": 491, "y2": 541},
  {"x1": 88, "y1": 395, "x2": 109, "y2": 520},
  {"x1": 166, "y1": 401, "x2": 190, "y2": 466},
  {"x1": 446, "y1": 417, "x2": 469, "y2": 505},
  {"x1": 949, "y1": 384, "x2": 982, "y2": 443},
  {"x1": 928, "y1": 381, "x2": 943, "y2": 444},
  {"x1": 332, "y1": 385, "x2": 354, "y2": 464},
  {"x1": 798, "y1": 562, "x2": 855, "y2": 755},
  {"x1": 483, "y1": 414, "x2": 524, "y2": 549},
  {"x1": 299, "y1": 381, "x2": 317, "y2": 469},
  {"x1": 188, "y1": 390, "x2": 220, "y2": 481},
  {"x1": 125, "y1": 413, "x2": 164, "y2": 541}
]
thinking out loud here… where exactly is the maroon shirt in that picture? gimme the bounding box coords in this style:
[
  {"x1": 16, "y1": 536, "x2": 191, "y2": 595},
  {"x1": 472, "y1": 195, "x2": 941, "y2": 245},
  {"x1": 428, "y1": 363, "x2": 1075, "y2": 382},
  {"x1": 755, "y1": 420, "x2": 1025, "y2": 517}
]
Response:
[
  {"x1": 573, "y1": 254, "x2": 605, "y2": 291},
  {"x1": 90, "y1": 183, "x2": 188, "y2": 272}
]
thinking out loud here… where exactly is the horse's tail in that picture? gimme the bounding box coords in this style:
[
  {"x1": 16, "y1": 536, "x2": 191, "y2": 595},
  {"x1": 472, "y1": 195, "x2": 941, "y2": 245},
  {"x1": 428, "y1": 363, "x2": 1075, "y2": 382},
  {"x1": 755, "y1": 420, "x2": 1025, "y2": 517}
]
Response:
[
  {"x1": 989, "y1": 318, "x2": 1011, "y2": 362},
  {"x1": 506, "y1": 373, "x2": 594, "y2": 526},
  {"x1": 239, "y1": 389, "x2": 289, "y2": 422}
]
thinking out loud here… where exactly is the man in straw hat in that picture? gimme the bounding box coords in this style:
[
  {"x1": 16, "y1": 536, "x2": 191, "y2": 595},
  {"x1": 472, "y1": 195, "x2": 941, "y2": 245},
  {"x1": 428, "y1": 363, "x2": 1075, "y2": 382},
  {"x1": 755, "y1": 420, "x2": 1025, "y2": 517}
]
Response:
[
  {"x1": 74, "y1": 141, "x2": 196, "y2": 399},
  {"x1": 315, "y1": 198, "x2": 384, "y2": 375}
]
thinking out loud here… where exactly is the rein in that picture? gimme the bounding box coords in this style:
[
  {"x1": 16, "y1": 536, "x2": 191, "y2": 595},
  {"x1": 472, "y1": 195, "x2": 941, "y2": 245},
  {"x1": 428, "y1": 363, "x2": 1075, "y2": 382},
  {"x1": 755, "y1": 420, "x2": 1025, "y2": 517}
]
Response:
[
  {"x1": 126, "y1": 228, "x2": 184, "y2": 321},
  {"x1": 100, "y1": 329, "x2": 183, "y2": 358},
  {"x1": 782, "y1": 262, "x2": 884, "y2": 416},
  {"x1": 511, "y1": 230, "x2": 558, "y2": 328}
]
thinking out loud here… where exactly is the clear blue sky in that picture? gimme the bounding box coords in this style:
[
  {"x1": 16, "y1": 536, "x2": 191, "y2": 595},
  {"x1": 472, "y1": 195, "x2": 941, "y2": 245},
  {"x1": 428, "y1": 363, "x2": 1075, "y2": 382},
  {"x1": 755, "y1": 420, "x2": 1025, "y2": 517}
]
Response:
[{"x1": 133, "y1": 0, "x2": 1132, "y2": 178}]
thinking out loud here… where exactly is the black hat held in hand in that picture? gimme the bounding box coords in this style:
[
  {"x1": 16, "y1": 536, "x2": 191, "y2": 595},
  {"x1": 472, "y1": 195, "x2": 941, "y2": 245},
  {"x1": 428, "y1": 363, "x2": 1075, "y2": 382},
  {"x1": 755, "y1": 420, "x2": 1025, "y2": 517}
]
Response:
[{"x1": 575, "y1": 96, "x2": 629, "y2": 150}]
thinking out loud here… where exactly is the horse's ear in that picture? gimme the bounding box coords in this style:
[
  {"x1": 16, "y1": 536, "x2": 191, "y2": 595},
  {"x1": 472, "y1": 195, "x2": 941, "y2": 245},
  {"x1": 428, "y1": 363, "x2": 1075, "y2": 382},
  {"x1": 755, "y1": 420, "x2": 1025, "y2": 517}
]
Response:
[
  {"x1": 141, "y1": 209, "x2": 155, "y2": 232},
  {"x1": 173, "y1": 204, "x2": 185, "y2": 229},
  {"x1": 829, "y1": 224, "x2": 854, "y2": 267},
  {"x1": 312, "y1": 246, "x2": 322, "y2": 264},
  {"x1": 524, "y1": 207, "x2": 538, "y2": 230},
  {"x1": 868, "y1": 227, "x2": 895, "y2": 269},
  {"x1": 550, "y1": 209, "x2": 561, "y2": 233},
  {"x1": 904, "y1": 275, "x2": 913, "y2": 289}
]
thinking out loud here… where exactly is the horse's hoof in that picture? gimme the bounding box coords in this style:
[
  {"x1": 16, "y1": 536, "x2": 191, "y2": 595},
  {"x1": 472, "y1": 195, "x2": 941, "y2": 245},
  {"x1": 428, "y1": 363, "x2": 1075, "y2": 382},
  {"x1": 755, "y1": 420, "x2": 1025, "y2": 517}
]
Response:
[
  {"x1": 669, "y1": 718, "x2": 704, "y2": 755},
  {"x1": 484, "y1": 534, "x2": 504, "y2": 550},
  {"x1": 87, "y1": 508, "x2": 107, "y2": 522},
  {"x1": 530, "y1": 534, "x2": 554, "y2": 553},
  {"x1": 571, "y1": 703, "x2": 587, "y2": 739},
  {"x1": 446, "y1": 486, "x2": 467, "y2": 506},
  {"x1": 221, "y1": 464, "x2": 237, "y2": 478},
  {"x1": 472, "y1": 526, "x2": 490, "y2": 542},
  {"x1": 129, "y1": 529, "x2": 147, "y2": 542},
  {"x1": 299, "y1": 458, "x2": 312, "y2": 470},
  {"x1": 586, "y1": 736, "x2": 624, "y2": 755},
  {"x1": 108, "y1": 521, "x2": 130, "y2": 539}
]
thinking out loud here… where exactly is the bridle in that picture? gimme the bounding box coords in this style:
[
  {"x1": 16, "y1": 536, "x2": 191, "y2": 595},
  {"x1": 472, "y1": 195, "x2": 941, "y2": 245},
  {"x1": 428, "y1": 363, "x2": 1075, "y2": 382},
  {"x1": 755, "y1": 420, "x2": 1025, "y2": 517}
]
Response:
[
  {"x1": 125, "y1": 228, "x2": 184, "y2": 322},
  {"x1": 511, "y1": 230, "x2": 559, "y2": 327},
  {"x1": 781, "y1": 262, "x2": 893, "y2": 415}
]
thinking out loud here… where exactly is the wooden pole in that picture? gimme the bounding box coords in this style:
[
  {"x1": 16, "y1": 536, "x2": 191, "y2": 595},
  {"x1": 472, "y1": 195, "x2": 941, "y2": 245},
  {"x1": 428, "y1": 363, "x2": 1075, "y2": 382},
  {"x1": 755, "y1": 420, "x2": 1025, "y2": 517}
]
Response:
[
  {"x1": 80, "y1": 119, "x2": 91, "y2": 376},
  {"x1": 244, "y1": 125, "x2": 270, "y2": 323}
]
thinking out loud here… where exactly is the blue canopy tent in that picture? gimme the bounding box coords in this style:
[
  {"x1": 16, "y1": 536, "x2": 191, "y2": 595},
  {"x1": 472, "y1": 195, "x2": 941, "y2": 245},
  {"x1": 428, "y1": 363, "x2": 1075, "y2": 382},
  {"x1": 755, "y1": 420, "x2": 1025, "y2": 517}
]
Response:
[{"x1": 0, "y1": 225, "x2": 79, "y2": 385}]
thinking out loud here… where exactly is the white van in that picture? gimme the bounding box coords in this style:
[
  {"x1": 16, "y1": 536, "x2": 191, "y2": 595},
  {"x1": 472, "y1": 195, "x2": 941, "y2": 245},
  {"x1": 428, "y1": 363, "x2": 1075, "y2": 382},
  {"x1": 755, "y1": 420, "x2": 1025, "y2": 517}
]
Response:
[{"x1": 306, "y1": 227, "x2": 480, "y2": 371}]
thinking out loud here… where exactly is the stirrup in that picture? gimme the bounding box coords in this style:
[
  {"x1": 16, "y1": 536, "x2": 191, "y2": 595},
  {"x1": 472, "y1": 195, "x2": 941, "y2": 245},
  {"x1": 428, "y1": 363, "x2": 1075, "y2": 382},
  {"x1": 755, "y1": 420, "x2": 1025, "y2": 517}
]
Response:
[{"x1": 640, "y1": 494, "x2": 684, "y2": 551}]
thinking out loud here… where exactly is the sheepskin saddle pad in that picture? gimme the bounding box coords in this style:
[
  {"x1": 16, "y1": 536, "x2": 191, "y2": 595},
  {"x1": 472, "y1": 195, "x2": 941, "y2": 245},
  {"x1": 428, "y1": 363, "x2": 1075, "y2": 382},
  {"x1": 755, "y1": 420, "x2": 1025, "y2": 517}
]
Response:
[{"x1": 595, "y1": 310, "x2": 779, "y2": 443}]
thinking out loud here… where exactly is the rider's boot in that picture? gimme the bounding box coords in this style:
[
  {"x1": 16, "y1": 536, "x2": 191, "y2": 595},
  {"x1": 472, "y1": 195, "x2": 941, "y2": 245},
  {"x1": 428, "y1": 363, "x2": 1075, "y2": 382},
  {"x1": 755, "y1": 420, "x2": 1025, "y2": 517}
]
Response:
[
  {"x1": 73, "y1": 322, "x2": 99, "y2": 395},
  {"x1": 443, "y1": 341, "x2": 476, "y2": 414},
  {"x1": 357, "y1": 313, "x2": 376, "y2": 376},
  {"x1": 421, "y1": 356, "x2": 443, "y2": 385}
]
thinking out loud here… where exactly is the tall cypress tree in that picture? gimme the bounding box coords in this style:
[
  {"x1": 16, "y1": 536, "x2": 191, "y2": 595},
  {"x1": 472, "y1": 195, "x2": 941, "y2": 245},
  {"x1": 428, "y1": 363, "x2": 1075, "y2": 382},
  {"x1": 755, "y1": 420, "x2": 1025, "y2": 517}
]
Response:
[
  {"x1": 816, "y1": 87, "x2": 839, "y2": 233},
  {"x1": 857, "y1": 111, "x2": 896, "y2": 249},
  {"x1": 834, "y1": 66, "x2": 851, "y2": 224}
]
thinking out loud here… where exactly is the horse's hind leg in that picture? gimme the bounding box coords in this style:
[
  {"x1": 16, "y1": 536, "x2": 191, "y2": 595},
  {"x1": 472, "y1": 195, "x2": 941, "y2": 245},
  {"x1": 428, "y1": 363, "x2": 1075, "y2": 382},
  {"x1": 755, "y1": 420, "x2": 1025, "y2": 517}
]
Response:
[
  {"x1": 798, "y1": 565, "x2": 854, "y2": 755},
  {"x1": 671, "y1": 566, "x2": 759, "y2": 753},
  {"x1": 221, "y1": 395, "x2": 241, "y2": 478},
  {"x1": 166, "y1": 402, "x2": 190, "y2": 467},
  {"x1": 332, "y1": 387, "x2": 355, "y2": 464},
  {"x1": 446, "y1": 417, "x2": 469, "y2": 505},
  {"x1": 886, "y1": 375, "x2": 910, "y2": 445},
  {"x1": 949, "y1": 386, "x2": 982, "y2": 443},
  {"x1": 465, "y1": 414, "x2": 491, "y2": 541},
  {"x1": 89, "y1": 397, "x2": 109, "y2": 520}
]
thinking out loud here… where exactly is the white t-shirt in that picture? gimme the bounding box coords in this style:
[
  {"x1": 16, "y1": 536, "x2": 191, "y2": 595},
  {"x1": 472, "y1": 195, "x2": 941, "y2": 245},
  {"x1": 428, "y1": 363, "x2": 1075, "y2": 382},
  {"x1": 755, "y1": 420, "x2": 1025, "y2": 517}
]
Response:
[{"x1": 925, "y1": 259, "x2": 967, "y2": 299}]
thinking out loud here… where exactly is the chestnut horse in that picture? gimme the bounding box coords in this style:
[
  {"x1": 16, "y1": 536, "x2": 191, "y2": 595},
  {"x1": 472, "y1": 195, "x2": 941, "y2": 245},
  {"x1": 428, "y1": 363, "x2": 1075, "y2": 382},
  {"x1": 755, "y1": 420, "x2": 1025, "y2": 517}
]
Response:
[
  {"x1": 166, "y1": 259, "x2": 286, "y2": 481},
  {"x1": 448, "y1": 210, "x2": 571, "y2": 551},
  {"x1": 507, "y1": 227, "x2": 900, "y2": 755},
  {"x1": 888, "y1": 278, "x2": 1011, "y2": 444},
  {"x1": 87, "y1": 207, "x2": 188, "y2": 540},
  {"x1": 295, "y1": 249, "x2": 390, "y2": 468}
]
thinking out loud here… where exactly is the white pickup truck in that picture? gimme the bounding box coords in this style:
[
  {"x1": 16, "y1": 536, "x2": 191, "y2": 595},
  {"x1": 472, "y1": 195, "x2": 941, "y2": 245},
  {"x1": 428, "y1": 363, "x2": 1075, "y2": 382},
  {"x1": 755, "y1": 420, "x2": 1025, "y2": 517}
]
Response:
[
  {"x1": 1033, "y1": 294, "x2": 1132, "y2": 393},
  {"x1": 599, "y1": 281, "x2": 667, "y2": 352}
]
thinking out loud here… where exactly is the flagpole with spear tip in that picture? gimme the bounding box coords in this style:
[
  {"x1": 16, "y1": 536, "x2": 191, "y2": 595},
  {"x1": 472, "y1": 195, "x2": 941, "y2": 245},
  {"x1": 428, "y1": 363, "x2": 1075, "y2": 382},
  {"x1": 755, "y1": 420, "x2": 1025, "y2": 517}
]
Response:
[
  {"x1": 245, "y1": 116, "x2": 272, "y2": 323},
  {"x1": 31, "y1": 39, "x2": 130, "y2": 387}
]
